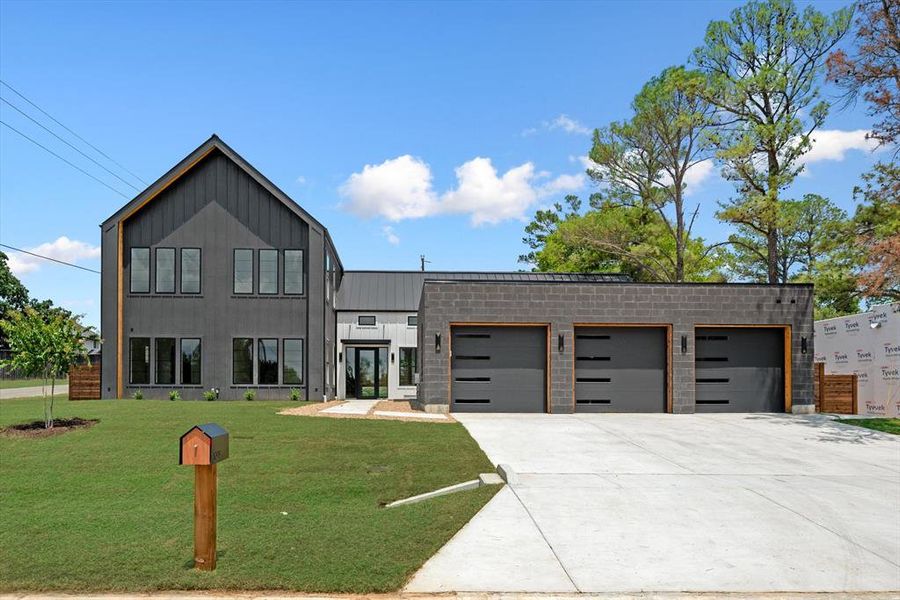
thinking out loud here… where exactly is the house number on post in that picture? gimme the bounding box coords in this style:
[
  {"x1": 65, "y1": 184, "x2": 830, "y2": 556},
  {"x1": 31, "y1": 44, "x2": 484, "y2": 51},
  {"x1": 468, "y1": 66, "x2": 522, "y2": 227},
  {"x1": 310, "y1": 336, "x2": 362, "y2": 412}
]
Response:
[{"x1": 179, "y1": 423, "x2": 229, "y2": 570}]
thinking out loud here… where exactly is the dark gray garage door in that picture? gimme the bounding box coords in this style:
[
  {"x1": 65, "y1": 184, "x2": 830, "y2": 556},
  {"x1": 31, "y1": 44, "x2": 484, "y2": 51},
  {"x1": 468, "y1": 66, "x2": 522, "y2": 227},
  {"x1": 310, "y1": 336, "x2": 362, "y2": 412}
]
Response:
[
  {"x1": 451, "y1": 326, "x2": 546, "y2": 412},
  {"x1": 574, "y1": 327, "x2": 667, "y2": 413},
  {"x1": 695, "y1": 328, "x2": 784, "y2": 412}
]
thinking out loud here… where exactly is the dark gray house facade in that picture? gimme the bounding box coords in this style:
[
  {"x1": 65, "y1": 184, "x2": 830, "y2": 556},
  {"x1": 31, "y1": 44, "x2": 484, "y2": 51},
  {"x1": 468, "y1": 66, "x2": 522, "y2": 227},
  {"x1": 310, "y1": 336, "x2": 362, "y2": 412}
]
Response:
[{"x1": 100, "y1": 136, "x2": 815, "y2": 413}]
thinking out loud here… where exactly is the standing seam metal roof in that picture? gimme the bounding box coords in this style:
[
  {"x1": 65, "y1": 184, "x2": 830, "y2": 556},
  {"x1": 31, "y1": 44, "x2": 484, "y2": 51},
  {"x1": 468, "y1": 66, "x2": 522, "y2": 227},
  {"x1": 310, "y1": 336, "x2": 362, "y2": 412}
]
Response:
[{"x1": 335, "y1": 271, "x2": 631, "y2": 311}]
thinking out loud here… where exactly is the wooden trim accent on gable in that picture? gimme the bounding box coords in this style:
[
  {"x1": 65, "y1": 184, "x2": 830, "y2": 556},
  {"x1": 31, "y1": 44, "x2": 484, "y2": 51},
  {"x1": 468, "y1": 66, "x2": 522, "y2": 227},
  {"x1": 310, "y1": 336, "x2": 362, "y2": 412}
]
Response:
[{"x1": 571, "y1": 323, "x2": 673, "y2": 414}]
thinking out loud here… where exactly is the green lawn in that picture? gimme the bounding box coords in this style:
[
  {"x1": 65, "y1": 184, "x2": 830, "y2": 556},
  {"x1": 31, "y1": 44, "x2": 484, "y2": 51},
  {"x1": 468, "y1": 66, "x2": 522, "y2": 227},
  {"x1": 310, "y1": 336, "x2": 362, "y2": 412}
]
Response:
[
  {"x1": 0, "y1": 396, "x2": 497, "y2": 593},
  {"x1": 0, "y1": 377, "x2": 66, "y2": 389},
  {"x1": 838, "y1": 418, "x2": 900, "y2": 435}
]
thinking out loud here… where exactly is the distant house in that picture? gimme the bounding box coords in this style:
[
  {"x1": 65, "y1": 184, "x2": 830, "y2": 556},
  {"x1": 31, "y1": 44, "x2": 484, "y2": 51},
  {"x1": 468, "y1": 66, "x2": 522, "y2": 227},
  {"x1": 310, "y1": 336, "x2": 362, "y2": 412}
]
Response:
[{"x1": 99, "y1": 135, "x2": 814, "y2": 414}]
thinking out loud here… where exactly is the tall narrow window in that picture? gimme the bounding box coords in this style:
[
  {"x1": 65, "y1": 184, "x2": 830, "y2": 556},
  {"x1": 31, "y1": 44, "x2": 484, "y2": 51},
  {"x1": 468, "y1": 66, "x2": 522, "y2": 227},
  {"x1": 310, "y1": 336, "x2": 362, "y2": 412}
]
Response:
[
  {"x1": 284, "y1": 250, "x2": 304, "y2": 295},
  {"x1": 234, "y1": 249, "x2": 253, "y2": 294},
  {"x1": 258, "y1": 338, "x2": 278, "y2": 384},
  {"x1": 129, "y1": 337, "x2": 150, "y2": 384},
  {"x1": 181, "y1": 248, "x2": 201, "y2": 294},
  {"x1": 155, "y1": 248, "x2": 175, "y2": 293},
  {"x1": 259, "y1": 249, "x2": 278, "y2": 294},
  {"x1": 283, "y1": 339, "x2": 304, "y2": 385},
  {"x1": 130, "y1": 248, "x2": 150, "y2": 293},
  {"x1": 325, "y1": 253, "x2": 332, "y2": 303},
  {"x1": 181, "y1": 338, "x2": 201, "y2": 385},
  {"x1": 399, "y1": 347, "x2": 417, "y2": 387},
  {"x1": 232, "y1": 338, "x2": 253, "y2": 385},
  {"x1": 155, "y1": 338, "x2": 176, "y2": 384}
]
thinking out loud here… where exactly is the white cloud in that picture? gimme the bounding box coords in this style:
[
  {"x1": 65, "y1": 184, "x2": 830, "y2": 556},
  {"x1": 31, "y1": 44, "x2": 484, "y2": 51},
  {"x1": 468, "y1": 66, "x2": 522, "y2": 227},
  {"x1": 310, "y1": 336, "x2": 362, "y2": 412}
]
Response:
[
  {"x1": 803, "y1": 129, "x2": 880, "y2": 164},
  {"x1": 295, "y1": 175, "x2": 307, "y2": 185},
  {"x1": 7, "y1": 236, "x2": 100, "y2": 275},
  {"x1": 340, "y1": 155, "x2": 586, "y2": 226},
  {"x1": 339, "y1": 155, "x2": 439, "y2": 221},
  {"x1": 382, "y1": 225, "x2": 400, "y2": 246},
  {"x1": 524, "y1": 114, "x2": 592, "y2": 137}
]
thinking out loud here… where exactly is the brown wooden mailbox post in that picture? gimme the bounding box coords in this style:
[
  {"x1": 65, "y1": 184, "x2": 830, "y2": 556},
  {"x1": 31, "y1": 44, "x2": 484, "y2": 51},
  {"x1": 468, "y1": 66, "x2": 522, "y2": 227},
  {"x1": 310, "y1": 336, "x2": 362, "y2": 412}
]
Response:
[{"x1": 179, "y1": 423, "x2": 229, "y2": 570}]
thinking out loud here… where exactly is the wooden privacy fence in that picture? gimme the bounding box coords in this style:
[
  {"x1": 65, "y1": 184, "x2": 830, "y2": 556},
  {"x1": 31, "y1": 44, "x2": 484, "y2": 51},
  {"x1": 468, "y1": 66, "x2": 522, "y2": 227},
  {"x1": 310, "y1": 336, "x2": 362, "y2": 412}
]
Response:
[
  {"x1": 814, "y1": 362, "x2": 858, "y2": 414},
  {"x1": 69, "y1": 363, "x2": 101, "y2": 400}
]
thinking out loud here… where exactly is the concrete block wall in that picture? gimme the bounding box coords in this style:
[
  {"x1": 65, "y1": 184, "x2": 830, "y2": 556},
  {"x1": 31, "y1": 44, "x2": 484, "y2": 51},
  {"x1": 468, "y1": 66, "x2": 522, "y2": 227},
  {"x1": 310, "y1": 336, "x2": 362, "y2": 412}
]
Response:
[{"x1": 417, "y1": 281, "x2": 814, "y2": 414}]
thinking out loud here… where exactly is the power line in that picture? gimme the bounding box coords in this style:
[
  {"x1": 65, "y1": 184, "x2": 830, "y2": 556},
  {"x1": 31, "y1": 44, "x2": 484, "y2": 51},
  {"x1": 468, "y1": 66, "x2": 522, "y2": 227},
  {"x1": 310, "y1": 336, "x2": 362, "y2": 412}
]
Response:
[
  {"x1": 1, "y1": 96, "x2": 141, "y2": 192},
  {"x1": 0, "y1": 120, "x2": 130, "y2": 199},
  {"x1": 0, "y1": 243, "x2": 100, "y2": 274},
  {"x1": 0, "y1": 79, "x2": 148, "y2": 186}
]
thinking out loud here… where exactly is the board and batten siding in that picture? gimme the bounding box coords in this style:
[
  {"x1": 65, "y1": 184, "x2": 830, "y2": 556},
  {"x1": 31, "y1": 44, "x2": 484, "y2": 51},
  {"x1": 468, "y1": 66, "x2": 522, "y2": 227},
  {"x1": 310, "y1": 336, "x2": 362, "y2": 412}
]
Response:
[{"x1": 336, "y1": 312, "x2": 419, "y2": 399}]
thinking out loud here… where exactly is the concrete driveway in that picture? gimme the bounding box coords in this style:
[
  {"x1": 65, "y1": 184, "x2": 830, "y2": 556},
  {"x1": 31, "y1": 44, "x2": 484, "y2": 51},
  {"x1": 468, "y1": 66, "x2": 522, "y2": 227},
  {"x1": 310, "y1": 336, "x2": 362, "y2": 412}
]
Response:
[{"x1": 406, "y1": 413, "x2": 900, "y2": 593}]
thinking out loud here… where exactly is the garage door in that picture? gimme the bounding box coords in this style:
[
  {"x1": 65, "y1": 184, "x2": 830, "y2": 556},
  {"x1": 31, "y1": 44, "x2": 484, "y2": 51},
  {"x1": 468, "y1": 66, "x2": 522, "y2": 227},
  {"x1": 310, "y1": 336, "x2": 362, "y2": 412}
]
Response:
[
  {"x1": 574, "y1": 327, "x2": 667, "y2": 412},
  {"x1": 695, "y1": 328, "x2": 784, "y2": 412},
  {"x1": 451, "y1": 326, "x2": 546, "y2": 412}
]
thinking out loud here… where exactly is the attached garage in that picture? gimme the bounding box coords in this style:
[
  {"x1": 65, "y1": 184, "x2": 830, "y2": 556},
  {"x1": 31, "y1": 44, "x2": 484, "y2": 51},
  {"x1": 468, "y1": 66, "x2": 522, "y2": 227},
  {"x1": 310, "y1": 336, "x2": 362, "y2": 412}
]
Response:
[
  {"x1": 450, "y1": 325, "x2": 547, "y2": 412},
  {"x1": 574, "y1": 326, "x2": 668, "y2": 413},
  {"x1": 695, "y1": 327, "x2": 786, "y2": 412}
]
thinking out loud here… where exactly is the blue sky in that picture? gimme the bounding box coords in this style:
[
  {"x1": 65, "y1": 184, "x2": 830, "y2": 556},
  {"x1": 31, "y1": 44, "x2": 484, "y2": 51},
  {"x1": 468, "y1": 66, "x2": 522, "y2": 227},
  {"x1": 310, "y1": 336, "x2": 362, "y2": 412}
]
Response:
[{"x1": 0, "y1": 0, "x2": 881, "y2": 329}]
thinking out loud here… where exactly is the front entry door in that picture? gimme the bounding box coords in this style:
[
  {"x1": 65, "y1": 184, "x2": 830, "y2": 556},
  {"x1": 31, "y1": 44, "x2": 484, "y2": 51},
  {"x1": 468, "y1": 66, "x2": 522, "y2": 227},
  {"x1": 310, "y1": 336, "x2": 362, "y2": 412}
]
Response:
[{"x1": 345, "y1": 346, "x2": 388, "y2": 399}]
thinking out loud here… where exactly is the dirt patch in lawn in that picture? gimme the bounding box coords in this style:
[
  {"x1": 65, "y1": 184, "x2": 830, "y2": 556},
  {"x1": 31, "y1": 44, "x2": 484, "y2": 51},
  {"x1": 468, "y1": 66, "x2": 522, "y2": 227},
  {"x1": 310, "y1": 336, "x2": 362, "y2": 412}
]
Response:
[
  {"x1": 1, "y1": 417, "x2": 99, "y2": 438},
  {"x1": 279, "y1": 399, "x2": 455, "y2": 423}
]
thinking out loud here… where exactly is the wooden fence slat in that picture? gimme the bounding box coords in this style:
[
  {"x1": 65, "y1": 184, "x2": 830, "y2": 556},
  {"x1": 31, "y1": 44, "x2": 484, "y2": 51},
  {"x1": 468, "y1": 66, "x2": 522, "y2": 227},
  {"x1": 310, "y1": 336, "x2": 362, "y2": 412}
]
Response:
[
  {"x1": 813, "y1": 363, "x2": 858, "y2": 415},
  {"x1": 68, "y1": 364, "x2": 100, "y2": 400}
]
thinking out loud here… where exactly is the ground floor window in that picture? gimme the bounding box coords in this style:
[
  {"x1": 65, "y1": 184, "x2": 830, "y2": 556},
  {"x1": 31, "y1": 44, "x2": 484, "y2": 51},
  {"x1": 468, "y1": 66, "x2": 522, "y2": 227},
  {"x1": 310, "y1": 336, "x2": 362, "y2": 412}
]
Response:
[
  {"x1": 233, "y1": 338, "x2": 253, "y2": 384},
  {"x1": 181, "y1": 338, "x2": 201, "y2": 385},
  {"x1": 283, "y1": 339, "x2": 303, "y2": 385},
  {"x1": 129, "y1": 338, "x2": 150, "y2": 384},
  {"x1": 399, "y1": 347, "x2": 417, "y2": 386},
  {"x1": 155, "y1": 338, "x2": 176, "y2": 384},
  {"x1": 258, "y1": 338, "x2": 278, "y2": 384}
]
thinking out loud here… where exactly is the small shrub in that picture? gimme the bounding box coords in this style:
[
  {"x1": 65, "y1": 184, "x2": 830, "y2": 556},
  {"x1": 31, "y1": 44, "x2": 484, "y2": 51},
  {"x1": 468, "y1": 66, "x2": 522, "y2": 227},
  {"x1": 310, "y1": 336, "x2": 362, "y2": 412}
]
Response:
[
  {"x1": 289, "y1": 388, "x2": 301, "y2": 401},
  {"x1": 169, "y1": 390, "x2": 181, "y2": 401},
  {"x1": 132, "y1": 390, "x2": 144, "y2": 400},
  {"x1": 203, "y1": 389, "x2": 217, "y2": 402},
  {"x1": 244, "y1": 390, "x2": 256, "y2": 401}
]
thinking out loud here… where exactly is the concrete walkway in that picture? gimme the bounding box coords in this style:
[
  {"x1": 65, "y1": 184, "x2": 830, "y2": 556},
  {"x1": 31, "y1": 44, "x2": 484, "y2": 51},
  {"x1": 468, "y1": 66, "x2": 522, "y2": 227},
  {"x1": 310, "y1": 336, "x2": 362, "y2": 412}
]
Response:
[
  {"x1": 320, "y1": 399, "x2": 379, "y2": 415},
  {"x1": 0, "y1": 384, "x2": 68, "y2": 400},
  {"x1": 406, "y1": 413, "x2": 900, "y2": 593}
]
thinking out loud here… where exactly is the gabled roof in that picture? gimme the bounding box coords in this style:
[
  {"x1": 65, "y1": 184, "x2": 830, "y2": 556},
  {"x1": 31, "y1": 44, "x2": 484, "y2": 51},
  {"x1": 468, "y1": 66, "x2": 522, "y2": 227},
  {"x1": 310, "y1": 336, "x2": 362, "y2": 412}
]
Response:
[
  {"x1": 336, "y1": 270, "x2": 632, "y2": 311},
  {"x1": 101, "y1": 135, "x2": 343, "y2": 271}
]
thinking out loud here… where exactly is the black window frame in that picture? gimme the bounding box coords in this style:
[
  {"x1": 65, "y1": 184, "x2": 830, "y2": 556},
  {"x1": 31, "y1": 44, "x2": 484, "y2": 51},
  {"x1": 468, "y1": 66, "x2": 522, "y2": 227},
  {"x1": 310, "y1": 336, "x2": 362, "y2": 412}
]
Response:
[
  {"x1": 283, "y1": 338, "x2": 304, "y2": 385},
  {"x1": 407, "y1": 315, "x2": 418, "y2": 327},
  {"x1": 180, "y1": 338, "x2": 202, "y2": 385},
  {"x1": 399, "y1": 346, "x2": 417, "y2": 387},
  {"x1": 180, "y1": 248, "x2": 201, "y2": 294},
  {"x1": 232, "y1": 337, "x2": 254, "y2": 385},
  {"x1": 283, "y1": 249, "x2": 304, "y2": 295},
  {"x1": 258, "y1": 338, "x2": 279, "y2": 385},
  {"x1": 155, "y1": 337, "x2": 176, "y2": 384},
  {"x1": 129, "y1": 247, "x2": 150, "y2": 294},
  {"x1": 258, "y1": 249, "x2": 278, "y2": 295},
  {"x1": 358, "y1": 315, "x2": 376, "y2": 327},
  {"x1": 154, "y1": 247, "x2": 176, "y2": 294},
  {"x1": 129, "y1": 337, "x2": 151, "y2": 385},
  {"x1": 233, "y1": 248, "x2": 254, "y2": 295}
]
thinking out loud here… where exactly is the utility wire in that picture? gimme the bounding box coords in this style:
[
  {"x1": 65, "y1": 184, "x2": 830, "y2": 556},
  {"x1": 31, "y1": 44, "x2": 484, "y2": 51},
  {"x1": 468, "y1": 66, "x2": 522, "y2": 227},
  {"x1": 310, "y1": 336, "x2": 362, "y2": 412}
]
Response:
[
  {"x1": 0, "y1": 79, "x2": 148, "y2": 186},
  {"x1": 0, "y1": 243, "x2": 100, "y2": 274},
  {"x1": 1, "y1": 97, "x2": 141, "y2": 192},
  {"x1": 0, "y1": 120, "x2": 130, "y2": 199}
]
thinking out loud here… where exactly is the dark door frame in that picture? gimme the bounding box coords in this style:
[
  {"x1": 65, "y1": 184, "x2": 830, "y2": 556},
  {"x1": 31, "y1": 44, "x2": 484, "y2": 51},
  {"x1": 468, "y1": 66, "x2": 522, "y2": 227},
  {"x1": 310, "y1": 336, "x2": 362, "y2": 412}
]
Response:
[{"x1": 345, "y1": 344, "x2": 388, "y2": 399}]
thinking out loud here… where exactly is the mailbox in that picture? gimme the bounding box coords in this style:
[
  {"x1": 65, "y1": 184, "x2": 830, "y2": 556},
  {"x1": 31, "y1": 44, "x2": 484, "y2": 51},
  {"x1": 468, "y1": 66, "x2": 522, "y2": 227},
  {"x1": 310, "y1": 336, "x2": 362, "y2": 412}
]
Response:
[{"x1": 179, "y1": 423, "x2": 229, "y2": 465}]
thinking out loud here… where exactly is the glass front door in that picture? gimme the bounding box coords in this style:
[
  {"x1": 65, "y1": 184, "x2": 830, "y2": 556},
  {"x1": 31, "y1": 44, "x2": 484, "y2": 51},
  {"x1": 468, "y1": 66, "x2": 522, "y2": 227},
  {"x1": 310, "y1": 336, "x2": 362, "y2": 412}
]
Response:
[{"x1": 345, "y1": 346, "x2": 388, "y2": 399}]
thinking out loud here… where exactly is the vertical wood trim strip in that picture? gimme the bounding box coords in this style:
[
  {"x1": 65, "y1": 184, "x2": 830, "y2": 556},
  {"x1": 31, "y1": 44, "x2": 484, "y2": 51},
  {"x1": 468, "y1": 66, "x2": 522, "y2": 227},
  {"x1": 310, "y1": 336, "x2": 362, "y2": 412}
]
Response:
[{"x1": 784, "y1": 326, "x2": 792, "y2": 413}]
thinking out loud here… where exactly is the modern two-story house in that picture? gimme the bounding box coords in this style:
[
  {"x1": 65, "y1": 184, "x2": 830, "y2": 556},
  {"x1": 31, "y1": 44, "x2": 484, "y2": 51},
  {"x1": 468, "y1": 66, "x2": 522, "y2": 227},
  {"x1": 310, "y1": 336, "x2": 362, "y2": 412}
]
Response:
[{"x1": 100, "y1": 135, "x2": 816, "y2": 414}]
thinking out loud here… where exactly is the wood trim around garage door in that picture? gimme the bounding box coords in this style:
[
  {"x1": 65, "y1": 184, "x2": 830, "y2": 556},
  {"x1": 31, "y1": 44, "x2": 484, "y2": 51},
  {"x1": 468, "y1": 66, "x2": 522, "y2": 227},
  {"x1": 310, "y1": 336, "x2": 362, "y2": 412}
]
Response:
[
  {"x1": 448, "y1": 322, "x2": 552, "y2": 414},
  {"x1": 694, "y1": 324, "x2": 792, "y2": 413},
  {"x1": 571, "y1": 323, "x2": 674, "y2": 413}
]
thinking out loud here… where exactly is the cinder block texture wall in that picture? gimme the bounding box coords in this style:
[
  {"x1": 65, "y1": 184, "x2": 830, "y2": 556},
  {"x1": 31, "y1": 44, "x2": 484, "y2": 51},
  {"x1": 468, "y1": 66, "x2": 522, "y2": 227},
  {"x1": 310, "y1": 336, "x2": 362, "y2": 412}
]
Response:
[{"x1": 417, "y1": 281, "x2": 814, "y2": 414}]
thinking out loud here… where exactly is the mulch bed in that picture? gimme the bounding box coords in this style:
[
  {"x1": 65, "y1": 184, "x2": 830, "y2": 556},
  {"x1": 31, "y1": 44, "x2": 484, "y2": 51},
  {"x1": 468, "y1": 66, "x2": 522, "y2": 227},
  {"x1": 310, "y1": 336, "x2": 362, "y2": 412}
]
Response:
[{"x1": 1, "y1": 417, "x2": 99, "y2": 438}]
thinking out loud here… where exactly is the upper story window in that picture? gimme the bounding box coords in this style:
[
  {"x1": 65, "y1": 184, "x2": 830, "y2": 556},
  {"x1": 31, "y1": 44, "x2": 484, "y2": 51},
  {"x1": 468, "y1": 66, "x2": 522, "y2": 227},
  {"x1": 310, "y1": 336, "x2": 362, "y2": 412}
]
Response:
[
  {"x1": 358, "y1": 315, "x2": 376, "y2": 327},
  {"x1": 325, "y1": 253, "x2": 332, "y2": 303},
  {"x1": 233, "y1": 249, "x2": 253, "y2": 294},
  {"x1": 181, "y1": 248, "x2": 201, "y2": 294},
  {"x1": 284, "y1": 250, "x2": 304, "y2": 295},
  {"x1": 407, "y1": 315, "x2": 418, "y2": 327},
  {"x1": 155, "y1": 248, "x2": 175, "y2": 294},
  {"x1": 259, "y1": 250, "x2": 278, "y2": 294},
  {"x1": 130, "y1": 248, "x2": 150, "y2": 293}
]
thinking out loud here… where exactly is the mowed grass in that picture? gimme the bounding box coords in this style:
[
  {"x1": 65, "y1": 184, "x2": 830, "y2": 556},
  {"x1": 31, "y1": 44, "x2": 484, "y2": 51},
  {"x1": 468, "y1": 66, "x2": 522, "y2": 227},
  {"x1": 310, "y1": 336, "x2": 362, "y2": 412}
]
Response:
[
  {"x1": 0, "y1": 396, "x2": 497, "y2": 592},
  {"x1": 0, "y1": 377, "x2": 65, "y2": 389},
  {"x1": 839, "y1": 417, "x2": 900, "y2": 435}
]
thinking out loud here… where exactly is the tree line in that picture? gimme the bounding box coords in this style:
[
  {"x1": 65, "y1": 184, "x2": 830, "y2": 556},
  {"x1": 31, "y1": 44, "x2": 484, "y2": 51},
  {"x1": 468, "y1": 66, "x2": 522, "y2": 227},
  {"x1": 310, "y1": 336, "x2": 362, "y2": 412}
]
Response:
[{"x1": 520, "y1": 0, "x2": 899, "y2": 319}]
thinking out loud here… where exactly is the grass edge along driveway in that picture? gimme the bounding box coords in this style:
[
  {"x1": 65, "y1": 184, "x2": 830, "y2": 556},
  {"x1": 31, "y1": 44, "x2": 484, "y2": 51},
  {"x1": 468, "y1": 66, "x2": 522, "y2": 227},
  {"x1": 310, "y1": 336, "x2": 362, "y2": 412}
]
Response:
[
  {"x1": 0, "y1": 397, "x2": 498, "y2": 593},
  {"x1": 838, "y1": 417, "x2": 900, "y2": 435}
]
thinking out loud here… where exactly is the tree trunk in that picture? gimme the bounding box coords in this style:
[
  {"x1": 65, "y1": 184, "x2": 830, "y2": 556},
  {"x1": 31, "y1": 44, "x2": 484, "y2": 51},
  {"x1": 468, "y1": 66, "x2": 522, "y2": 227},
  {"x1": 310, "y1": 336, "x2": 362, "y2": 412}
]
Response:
[
  {"x1": 767, "y1": 229, "x2": 779, "y2": 283},
  {"x1": 675, "y1": 190, "x2": 685, "y2": 282},
  {"x1": 766, "y1": 149, "x2": 781, "y2": 284},
  {"x1": 49, "y1": 375, "x2": 56, "y2": 429}
]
